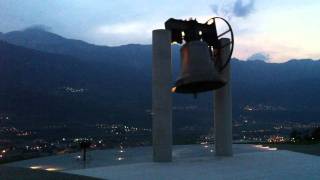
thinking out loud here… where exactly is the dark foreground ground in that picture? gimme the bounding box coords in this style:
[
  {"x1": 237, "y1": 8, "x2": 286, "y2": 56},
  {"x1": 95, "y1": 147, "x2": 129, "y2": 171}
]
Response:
[
  {"x1": 0, "y1": 166, "x2": 101, "y2": 180},
  {"x1": 268, "y1": 143, "x2": 320, "y2": 156}
]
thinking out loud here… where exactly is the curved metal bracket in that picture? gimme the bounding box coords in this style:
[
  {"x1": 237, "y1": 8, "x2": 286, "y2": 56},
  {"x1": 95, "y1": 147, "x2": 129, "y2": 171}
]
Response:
[{"x1": 205, "y1": 17, "x2": 234, "y2": 72}]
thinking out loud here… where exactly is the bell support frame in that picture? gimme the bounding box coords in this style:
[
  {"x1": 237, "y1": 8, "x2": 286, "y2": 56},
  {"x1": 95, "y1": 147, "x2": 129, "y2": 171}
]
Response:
[{"x1": 165, "y1": 17, "x2": 234, "y2": 72}]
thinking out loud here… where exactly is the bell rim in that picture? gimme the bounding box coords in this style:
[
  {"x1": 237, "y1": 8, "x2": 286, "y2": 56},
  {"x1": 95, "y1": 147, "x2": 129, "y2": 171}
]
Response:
[
  {"x1": 173, "y1": 73, "x2": 227, "y2": 93},
  {"x1": 173, "y1": 80, "x2": 227, "y2": 93}
]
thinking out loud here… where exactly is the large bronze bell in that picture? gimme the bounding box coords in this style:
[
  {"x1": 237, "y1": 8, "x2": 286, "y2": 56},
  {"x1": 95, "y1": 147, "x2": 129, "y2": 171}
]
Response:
[{"x1": 172, "y1": 41, "x2": 227, "y2": 94}]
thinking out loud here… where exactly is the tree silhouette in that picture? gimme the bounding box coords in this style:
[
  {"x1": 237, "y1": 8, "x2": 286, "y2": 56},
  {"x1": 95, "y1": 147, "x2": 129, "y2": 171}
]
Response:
[
  {"x1": 79, "y1": 140, "x2": 91, "y2": 162},
  {"x1": 311, "y1": 128, "x2": 320, "y2": 140},
  {"x1": 290, "y1": 130, "x2": 302, "y2": 142}
]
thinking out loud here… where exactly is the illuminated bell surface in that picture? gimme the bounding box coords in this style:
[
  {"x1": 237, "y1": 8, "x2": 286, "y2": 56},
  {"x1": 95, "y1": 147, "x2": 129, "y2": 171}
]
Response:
[{"x1": 172, "y1": 41, "x2": 227, "y2": 94}]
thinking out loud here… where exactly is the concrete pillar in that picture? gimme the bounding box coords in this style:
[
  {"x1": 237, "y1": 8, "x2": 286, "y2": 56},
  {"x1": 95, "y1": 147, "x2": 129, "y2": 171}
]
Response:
[
  {"x1": 214, "y1": 38, "x2": 233, "y2": 156},
  {"x1": 152, "y1": 29, "x2": 172, "y2": 162}
]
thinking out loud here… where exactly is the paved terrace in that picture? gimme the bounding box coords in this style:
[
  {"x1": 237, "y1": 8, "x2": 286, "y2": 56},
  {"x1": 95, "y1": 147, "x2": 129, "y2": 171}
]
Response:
[{"x1": 3, "y1": 144, "x2": 320, "y2": 179}]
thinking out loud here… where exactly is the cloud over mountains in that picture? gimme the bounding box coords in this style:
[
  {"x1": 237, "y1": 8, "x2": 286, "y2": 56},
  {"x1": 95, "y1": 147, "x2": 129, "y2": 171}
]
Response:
[
  {"x1": 211, "y1": 0, "x2": 255, "y2": 19},
  {"x1": 247, "y1": 52, "x2": 270, "y2": 62},
  {"x1": 24, "y1": 24, "x2": 52, "y2": 32}
]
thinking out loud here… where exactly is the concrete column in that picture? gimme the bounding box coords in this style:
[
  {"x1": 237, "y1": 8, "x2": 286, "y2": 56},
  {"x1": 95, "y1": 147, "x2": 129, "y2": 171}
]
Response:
[
  {"x1": 214, "y1": 38, "x2": 233, "y2": 156},
  {"x1": 152, "y1": 29, "x2": 172, "y2": 162}
]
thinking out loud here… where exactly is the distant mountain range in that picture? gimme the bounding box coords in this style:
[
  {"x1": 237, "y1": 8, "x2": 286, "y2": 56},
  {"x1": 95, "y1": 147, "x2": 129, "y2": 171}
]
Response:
[{"x1": 0, "y1": 28, "x2": 320, "y2": 129}]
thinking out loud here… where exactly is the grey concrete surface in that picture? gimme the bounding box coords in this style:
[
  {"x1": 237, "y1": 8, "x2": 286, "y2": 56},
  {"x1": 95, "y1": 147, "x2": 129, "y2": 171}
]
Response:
[
  {"x1": 5, "y1": 144, "x2": 268, "y2": 171},
  {"x1": 0, "y1": 166, "x2": 101, "y2": 180},
  {"x1": 65, "y1": 147, "x2": 320, "y2": 180},
  {"x1": 214, "y1": 38, "x2": 233, "y2": 156},
  {"x1": 152, "y1": 29, "x2": 172, "y2": 162}
]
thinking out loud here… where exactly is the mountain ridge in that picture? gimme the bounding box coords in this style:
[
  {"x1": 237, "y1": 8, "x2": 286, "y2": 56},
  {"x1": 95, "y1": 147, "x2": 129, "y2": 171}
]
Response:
[
  {"x1": 1, "y1": 28, "x2": 319, "y2": 63},
  {"x1": 0, "y1": 29, "x2": 320, "y2": 129}
]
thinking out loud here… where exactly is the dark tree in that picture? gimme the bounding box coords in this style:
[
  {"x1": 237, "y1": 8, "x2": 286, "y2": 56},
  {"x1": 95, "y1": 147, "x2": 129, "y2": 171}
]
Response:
[
  {"x1": 311, "y1": 128, "x2": 320, "y2": 140},
  {"x1": 290, "y1": 130, "x2": 302, "y2": 142},
  {"x1": 79, "y1": 140, "x2": 91, "y2": 162}
]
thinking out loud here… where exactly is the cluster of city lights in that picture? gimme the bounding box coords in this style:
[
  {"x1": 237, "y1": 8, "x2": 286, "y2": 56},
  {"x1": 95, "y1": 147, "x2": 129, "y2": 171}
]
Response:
[
  {"x1": 0, "y1": 149, "x2": 7, "y2": 158},
  {"x1": 267, "y1": 136, "x2": 286, "y2": 143}
]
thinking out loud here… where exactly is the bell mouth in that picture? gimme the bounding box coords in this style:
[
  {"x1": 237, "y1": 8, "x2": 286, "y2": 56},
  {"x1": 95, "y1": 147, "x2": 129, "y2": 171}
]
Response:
[{"x1": 172, "y1": 80, "x2": 227, "y2": 94}]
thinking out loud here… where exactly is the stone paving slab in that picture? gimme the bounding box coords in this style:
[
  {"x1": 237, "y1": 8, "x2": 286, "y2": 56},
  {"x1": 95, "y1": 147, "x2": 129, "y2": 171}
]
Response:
[
  {"x1": 66, "y1": 150, "x2": 320, "y2": 180},
  {"x1": 0, "y1": 166, "x2": 102, "y2": 180}
]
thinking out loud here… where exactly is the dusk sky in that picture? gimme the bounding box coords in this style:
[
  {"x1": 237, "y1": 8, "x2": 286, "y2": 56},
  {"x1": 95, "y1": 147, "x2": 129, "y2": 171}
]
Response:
[{"x1": 0, "y1": 0, "x2": 319, "y2": 62}]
